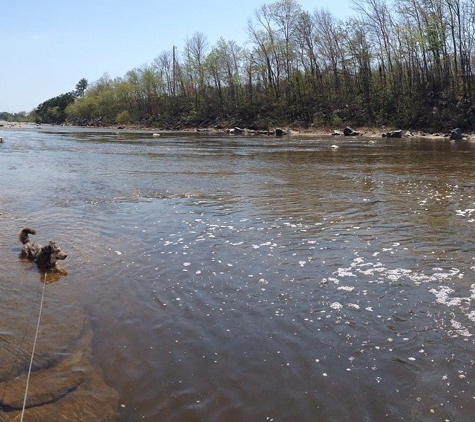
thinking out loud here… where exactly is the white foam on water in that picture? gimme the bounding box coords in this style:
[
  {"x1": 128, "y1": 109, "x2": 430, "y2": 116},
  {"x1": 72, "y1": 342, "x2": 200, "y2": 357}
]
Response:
[
  {"x1": 327, "y1": 255, "x2": 475, "y2": 337},
  {"x1": 337, "y1": 286, "x2": 354, "y2": 292},
  {"x1": 455, "y1": 208, "x2": 475, "y2": 217},
  {"x1": 330, "y1": 302, "x2": 343, "y2": 311}
]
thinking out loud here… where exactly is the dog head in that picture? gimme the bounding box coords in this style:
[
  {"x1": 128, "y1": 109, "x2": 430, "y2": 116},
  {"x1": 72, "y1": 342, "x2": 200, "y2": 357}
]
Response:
[{"x1": 44, "y1": 241, "x2": 68, "y2": 265}]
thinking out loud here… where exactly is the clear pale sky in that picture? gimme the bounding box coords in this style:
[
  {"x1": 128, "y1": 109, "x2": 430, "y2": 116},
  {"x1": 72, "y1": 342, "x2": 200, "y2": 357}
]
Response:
[{"x1": 0, "y1": 1, "x2": 354, "y2": 112}]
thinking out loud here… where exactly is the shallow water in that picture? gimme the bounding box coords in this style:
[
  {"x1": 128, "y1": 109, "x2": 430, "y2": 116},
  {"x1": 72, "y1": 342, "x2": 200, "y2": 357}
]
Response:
[{"x1": 1, "y1": 125, "x2": 475, "y2": 421}]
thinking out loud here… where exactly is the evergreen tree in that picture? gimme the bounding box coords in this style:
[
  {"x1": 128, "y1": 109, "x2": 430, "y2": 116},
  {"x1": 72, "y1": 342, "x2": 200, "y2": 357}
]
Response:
[{"x1": 75, "y1": 78, "x2": 89, "y2": 97}]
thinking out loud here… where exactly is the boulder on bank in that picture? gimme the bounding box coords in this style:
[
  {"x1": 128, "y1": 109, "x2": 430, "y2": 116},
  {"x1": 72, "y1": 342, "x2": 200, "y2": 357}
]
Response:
[
  {"x1": 450, "y1": 127, "x2": 463, "y2": 140},
  {"x1": 226, "y1": 127, "x2": 244, "y2": 135},
  {"x1": 275, "y1": 128, "x2": 289, "y2": 136},
  {"x1": 343, "y1": 126, "x2": 359, "y2": 136},
  {"x1": 382, "y1": 130, "x2": 403, "y2": 138}
]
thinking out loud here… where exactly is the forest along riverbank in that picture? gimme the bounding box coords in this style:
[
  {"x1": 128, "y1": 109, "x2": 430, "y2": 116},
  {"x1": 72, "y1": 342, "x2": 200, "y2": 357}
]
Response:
[{"x1": 0, "y1": 127, "x2": 474, "y2": 421}]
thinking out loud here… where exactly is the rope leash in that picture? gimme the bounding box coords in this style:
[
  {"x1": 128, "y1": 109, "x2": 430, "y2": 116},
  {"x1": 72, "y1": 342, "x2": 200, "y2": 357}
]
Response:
[{"x1": 20, "y1": 273, "x2": 47, "y2": 422}]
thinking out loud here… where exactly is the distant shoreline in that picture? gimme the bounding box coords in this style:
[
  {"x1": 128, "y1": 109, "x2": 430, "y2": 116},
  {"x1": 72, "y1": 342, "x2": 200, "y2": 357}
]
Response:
[{"x1": 1, "y1": 121, "x2": 474, "y2": 141}]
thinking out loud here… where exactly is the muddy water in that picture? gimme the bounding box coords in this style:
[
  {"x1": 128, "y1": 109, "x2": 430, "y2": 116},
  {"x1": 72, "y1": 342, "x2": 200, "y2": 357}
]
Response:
[{"x1": 0, "y1": 125, "x2": 474, "y2": 421}]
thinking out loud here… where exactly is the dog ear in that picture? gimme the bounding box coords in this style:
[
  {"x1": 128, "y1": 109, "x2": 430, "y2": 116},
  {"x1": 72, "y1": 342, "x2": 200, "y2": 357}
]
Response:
[{"x1": 44, "y1": 242, "x2": 55, "y2": 254}]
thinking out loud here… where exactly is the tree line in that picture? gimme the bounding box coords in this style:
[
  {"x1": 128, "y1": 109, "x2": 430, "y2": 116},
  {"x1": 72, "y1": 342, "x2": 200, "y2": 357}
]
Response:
[
  {"x1": 0, "y1": 111, "x2": 29, "y2": 123},
  {"x1": 30, "y1": 78, "x2": 88, "y2": 124},
  {"x1": 37, "y1": 0, "x2": 475, "y2": 130}
]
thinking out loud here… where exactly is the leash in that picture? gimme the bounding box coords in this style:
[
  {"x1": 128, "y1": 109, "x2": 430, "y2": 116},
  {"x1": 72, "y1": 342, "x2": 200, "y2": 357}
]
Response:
[{"x1": 20, "y1": 272, "x2": 47, "y2": 422}]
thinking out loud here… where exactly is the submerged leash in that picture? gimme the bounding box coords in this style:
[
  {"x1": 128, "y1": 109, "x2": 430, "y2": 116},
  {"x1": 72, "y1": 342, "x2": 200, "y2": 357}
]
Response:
[{"x1": 20, "y1": 272, "x2": 47, "y2": 422}]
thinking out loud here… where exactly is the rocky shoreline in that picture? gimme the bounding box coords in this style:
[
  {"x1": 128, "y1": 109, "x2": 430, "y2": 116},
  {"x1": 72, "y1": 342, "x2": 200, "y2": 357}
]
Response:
[
  {"x1": 125, "y1": 124, "x2": 475, "y2": 140},
  {"x1": 2, "y1": 121, "x2": 474, "y2": 141},
  {"x1": 175, "y1": 125, "x2": 475, "y2": 141}
]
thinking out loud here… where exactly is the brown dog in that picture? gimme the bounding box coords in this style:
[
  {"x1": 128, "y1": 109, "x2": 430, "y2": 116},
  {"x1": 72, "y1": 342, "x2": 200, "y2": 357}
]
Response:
[{"x1": 19, "y1": 227, "x2": 68, "y2": 274}]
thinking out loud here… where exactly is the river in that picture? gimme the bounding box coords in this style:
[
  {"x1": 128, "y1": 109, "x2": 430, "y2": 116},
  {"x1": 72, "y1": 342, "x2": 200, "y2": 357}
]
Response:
[{"x1": 0, "y1": 125, "x2": 474, "y2": 421}]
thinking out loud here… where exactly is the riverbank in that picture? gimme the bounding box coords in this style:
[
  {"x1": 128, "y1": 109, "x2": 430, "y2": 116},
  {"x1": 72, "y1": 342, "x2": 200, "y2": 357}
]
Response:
[
  {"x1": 2, "y1": 121, "x2": 474, "y2": 140},
  {"x1": 173, "y1": 126, "x2": 475, "y2": 141},
  {"x1": 116, "y1": 124, "x2": 475, "y2": 140}
]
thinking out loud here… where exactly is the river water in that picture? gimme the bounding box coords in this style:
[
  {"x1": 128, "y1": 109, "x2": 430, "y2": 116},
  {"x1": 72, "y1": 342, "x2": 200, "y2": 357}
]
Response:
[{"x1": 0, "y1": 125, "x2": 474, "y2": 421}]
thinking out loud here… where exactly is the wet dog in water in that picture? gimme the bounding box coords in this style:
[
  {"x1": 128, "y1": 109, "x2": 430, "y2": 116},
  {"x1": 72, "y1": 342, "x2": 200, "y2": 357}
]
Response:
[{"x1": 19, "y1": 227, "x2": 68, "y2": 274}]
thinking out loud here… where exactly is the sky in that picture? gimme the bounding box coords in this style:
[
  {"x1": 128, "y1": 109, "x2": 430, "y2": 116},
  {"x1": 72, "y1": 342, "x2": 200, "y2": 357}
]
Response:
[{"x1": 0, "y1": 0, "x2": 354, "y2": 112}]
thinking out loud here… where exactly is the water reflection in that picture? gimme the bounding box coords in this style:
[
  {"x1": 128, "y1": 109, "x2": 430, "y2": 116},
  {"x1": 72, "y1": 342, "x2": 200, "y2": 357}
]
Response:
[{"x1": 0, "y1": 127, "x2": 474, "y2": 421}]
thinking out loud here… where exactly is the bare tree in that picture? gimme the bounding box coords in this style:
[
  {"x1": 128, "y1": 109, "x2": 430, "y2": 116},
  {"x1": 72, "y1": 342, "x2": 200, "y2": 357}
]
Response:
[{"x1": 183, "y1": 32, "x2": 209, "y2": 107}]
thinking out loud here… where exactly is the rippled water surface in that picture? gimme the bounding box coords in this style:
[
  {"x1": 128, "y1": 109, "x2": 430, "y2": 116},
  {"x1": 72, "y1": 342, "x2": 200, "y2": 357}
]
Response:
[{"x1": 1, "y1": 125, "x2": 475, "y2": 421}]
